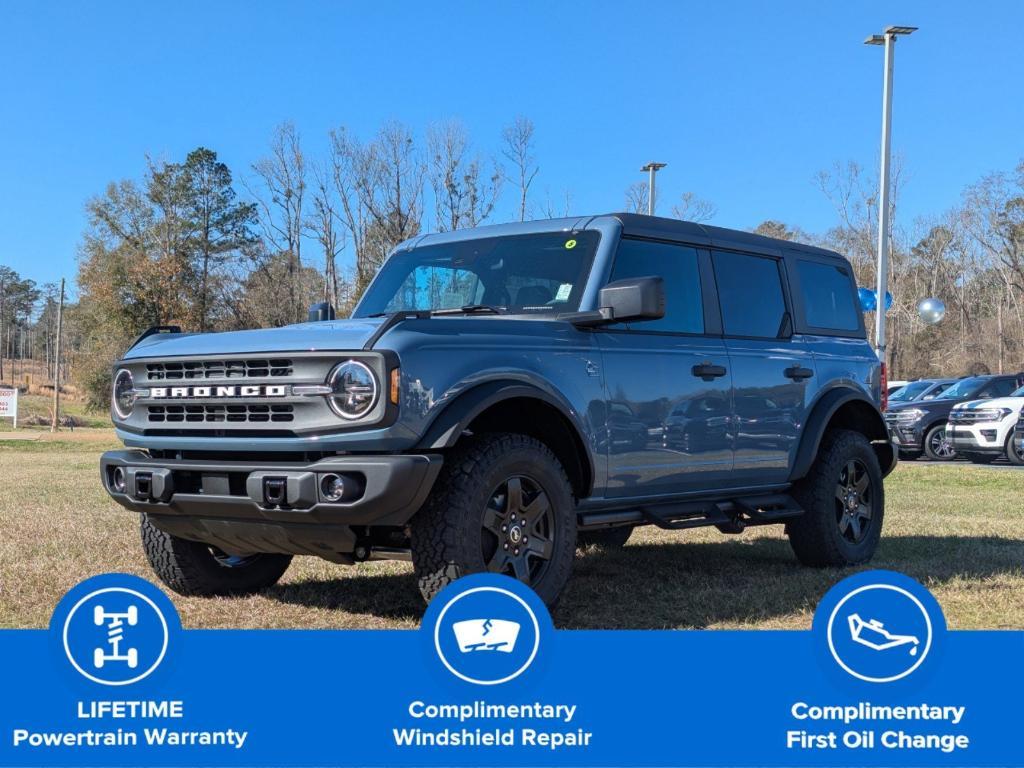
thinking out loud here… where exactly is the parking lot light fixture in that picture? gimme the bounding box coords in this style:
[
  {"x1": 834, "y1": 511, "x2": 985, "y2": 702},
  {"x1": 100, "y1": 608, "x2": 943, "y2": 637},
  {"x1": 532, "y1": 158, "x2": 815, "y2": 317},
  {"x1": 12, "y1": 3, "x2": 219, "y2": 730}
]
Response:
[
  {"x1": 640, "y1": 162, "x2": 667, "y2": 216},
  {"x1": 865, "y1": 25, "x2": 916, "y2": 363}
]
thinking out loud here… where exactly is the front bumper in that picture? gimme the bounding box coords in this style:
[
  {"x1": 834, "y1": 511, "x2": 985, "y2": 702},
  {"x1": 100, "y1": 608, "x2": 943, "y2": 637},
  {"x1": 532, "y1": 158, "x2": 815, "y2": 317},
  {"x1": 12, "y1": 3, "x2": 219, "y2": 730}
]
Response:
[
  {"x1": 885, "y1": 421, "x2": 925, "y2": 451},
  {"x1": 100, "y1": 450, "x2": 442, "y2": 558},
  {"x1": 948, "y1": 422, "x2": 1005, "y2": 454}
]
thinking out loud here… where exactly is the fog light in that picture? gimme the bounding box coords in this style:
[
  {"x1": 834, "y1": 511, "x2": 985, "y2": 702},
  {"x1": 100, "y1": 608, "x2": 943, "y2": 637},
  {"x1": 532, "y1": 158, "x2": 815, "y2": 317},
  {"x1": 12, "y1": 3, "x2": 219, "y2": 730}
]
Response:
[
  {"x1": 112, "y1": 466, "x2": 126, "y2": 493},
  {"x1": 320, "y1": 473, "x2": 346, "y2": 502}
]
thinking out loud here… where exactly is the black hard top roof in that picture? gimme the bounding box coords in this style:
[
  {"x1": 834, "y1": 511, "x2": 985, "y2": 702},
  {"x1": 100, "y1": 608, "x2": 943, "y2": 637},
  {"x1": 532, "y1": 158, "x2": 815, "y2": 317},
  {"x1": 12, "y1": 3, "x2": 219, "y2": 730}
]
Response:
[{"x1": 607, "y1": 212, "x2": 843, "y2": 261}]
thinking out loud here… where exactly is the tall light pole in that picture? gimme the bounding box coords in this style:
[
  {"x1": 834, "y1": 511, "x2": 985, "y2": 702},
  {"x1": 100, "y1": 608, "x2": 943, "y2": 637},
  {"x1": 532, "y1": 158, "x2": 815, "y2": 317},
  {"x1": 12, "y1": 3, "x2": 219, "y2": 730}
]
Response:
[
  {"x1": 640, "y1": 162, "x2": 667, "y2": 215},
  {"x1": 865, "y1": 25, "x2": 916, "y2": 362}
]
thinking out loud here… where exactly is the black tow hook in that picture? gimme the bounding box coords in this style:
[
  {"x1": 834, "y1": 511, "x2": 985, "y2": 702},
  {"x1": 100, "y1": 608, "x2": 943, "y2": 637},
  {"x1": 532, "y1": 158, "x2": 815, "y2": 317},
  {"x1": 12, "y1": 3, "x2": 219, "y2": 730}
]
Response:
[{"x1": 262, "y1": 477, "x2": 287, "y2": 506}]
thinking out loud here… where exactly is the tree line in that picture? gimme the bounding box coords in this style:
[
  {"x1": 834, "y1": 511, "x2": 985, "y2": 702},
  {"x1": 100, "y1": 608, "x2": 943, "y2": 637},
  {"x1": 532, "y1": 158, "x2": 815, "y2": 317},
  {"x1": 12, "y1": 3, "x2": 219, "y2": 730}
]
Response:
[{"x1": 1, "y1": 116, "x2": 1023, "y2": 412}]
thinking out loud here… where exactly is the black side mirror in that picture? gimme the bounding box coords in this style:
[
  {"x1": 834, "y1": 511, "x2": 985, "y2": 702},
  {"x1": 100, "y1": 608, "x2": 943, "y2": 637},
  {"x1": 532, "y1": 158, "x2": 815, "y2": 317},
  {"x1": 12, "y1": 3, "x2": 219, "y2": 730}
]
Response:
[
  {"x1": 561, "y1": 276, "x2": 665, "y2": 328},
  {"x1": 599, "y1": 277, "x2": 665, "y2": 322},
  {"x1": 308, "y1": 302, "x2": 336, "y2": 322}
]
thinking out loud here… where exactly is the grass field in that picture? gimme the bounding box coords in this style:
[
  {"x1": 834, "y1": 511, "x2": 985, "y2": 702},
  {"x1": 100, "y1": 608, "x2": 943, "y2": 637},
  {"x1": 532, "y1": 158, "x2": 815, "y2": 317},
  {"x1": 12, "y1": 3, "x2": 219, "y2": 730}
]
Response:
[
  {"x1": 0, "y1": 393, "x2": 110, "y2": 432},
  {"x1": 2, "y1": 432, "x2": 1022, "y2": 630}
]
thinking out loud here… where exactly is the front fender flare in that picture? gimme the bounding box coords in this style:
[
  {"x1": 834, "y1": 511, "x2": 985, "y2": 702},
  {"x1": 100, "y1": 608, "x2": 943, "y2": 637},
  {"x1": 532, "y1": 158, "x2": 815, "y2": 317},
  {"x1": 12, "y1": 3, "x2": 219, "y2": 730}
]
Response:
[{"x1": 415, "y1": 380, "x2": 595, "y2": 494}]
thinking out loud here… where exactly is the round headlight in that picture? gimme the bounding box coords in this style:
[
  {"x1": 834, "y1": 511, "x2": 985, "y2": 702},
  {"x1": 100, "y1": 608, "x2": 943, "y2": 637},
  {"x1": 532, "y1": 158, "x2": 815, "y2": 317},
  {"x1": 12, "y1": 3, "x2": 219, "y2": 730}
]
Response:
[
  {"x1": 112, "y1": 369, "x2": 136, "y2": 419},
  {"x1": 327, "y1": 361, "x2": 378, "y2": 420}
]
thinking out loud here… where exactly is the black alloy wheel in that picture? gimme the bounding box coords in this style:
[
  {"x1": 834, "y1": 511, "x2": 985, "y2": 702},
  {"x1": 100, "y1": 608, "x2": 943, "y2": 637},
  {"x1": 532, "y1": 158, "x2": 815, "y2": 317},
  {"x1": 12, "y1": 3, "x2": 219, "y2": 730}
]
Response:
[
  {"x1": 835, "y1": 458, "x2": 873, "y2": 544},
  {"x1": 481, "y1": 475, "x2": 555, "y2": 583}
]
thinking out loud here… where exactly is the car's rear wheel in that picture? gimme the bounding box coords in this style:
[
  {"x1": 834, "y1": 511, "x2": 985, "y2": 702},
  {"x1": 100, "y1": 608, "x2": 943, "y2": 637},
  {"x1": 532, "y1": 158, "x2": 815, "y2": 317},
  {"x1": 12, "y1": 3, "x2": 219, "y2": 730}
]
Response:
[
  {"x1": 140, "y1": 515, "x2": 292, "y2": 596},
  {"x1": 787, "y1": 429, "x2": 884, "y2": 567},
  {"x1": 923, "y1": 423, "x2": 956, "y2": 461},
  {"x1": 410, "y1": 433, "x2": 576, "y2": 606}
]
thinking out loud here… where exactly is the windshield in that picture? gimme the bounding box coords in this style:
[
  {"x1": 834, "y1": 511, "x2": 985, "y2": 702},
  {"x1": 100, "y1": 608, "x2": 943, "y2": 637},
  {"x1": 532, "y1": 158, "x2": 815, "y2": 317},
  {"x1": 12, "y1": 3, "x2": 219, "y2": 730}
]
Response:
[
  {"x1": 354, "y1": 231, "x2": 600, "y2": 317},
  {"x1": 937, "y1": 377, "x2": 984, "y2": 400},
  {"x1": 889, "y1": 381, "x2": 932, "y2": 402}
]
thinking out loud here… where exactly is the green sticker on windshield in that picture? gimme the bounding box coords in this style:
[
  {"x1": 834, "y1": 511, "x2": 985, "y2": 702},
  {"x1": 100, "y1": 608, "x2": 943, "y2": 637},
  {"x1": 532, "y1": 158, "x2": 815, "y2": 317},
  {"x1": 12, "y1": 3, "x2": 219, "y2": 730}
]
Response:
[{"x1": 565, "y1": 239, "x2": 577, "y2": 250}]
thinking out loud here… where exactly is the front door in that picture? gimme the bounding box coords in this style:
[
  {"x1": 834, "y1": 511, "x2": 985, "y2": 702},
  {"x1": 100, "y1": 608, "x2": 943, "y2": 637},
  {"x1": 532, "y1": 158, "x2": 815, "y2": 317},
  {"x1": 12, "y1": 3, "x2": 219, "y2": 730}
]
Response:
[{"x1": 597, "y1": 238, "x2": 734, "y2": 497}]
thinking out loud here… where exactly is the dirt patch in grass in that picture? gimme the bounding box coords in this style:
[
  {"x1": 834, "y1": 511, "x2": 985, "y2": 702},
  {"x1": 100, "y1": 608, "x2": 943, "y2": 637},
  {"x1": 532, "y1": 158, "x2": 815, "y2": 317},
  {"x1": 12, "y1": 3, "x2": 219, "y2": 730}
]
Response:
[{"x1": 1, "y1": 445, "x2": 1022, "y2": 630}]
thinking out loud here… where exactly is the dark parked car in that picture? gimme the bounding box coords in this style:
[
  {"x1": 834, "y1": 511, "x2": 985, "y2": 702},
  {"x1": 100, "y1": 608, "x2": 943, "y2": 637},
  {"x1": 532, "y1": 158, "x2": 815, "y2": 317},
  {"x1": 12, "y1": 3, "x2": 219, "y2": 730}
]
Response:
[
  {"x1": 101, "y1": 214, "x2": 894, "y2": 607},
  {"x1": 885, "y1": 374, "x2": 1023, "y2": 461},
  {"x1": 887, "y1": 378, "x2": 958, "y2": 404}
]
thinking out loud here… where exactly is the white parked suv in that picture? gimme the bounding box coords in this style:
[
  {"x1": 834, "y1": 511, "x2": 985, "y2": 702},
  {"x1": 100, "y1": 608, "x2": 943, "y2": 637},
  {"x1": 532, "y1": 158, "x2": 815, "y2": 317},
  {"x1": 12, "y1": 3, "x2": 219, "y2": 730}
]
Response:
[{"x1": 948, "y1": 388, "x2": 1024, "y2": 465}]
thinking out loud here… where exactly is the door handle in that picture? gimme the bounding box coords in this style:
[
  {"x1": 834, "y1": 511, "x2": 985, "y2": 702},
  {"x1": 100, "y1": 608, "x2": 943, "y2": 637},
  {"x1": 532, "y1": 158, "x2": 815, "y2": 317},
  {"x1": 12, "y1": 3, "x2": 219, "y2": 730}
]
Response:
[
  {"x1": 784, "y1": 366, "x2": 814, "y2": 381},
  {"x1": 692, "y1": 363, "x2": 727, "y2": 381}
]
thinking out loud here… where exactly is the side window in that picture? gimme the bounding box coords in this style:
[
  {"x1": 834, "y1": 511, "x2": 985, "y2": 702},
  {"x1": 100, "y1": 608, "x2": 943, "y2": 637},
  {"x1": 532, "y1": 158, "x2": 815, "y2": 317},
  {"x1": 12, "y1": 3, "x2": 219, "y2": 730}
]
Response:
[
  {"x1": 986, "y1": 379, "x2": 1018, "y2": 398},
  {"x1": 796, "y1": 260, "x2": 859, "y2": 331},
  {"x1": 608, "y1": 239, "x2": 704, "y2": 334},
  {"x1": 711, "y1": 251, "x2": 786, "y2": 338}
]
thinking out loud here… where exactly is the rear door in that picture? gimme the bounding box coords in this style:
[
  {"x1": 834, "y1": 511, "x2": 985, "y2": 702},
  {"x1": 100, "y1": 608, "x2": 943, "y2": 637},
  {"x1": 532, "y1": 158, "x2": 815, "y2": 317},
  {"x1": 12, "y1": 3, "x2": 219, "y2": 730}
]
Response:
[
  {"x1": 596, "y1": 238, "x2": 733, "y2": 497},
  {"x1": 711, "y1": 249, "x2": 812, "y2": 485}
]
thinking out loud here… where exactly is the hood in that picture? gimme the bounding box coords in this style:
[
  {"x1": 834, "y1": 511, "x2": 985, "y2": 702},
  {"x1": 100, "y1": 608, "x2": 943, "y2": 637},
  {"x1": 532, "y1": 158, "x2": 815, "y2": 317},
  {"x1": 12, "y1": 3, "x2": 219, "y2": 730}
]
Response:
[
  {"x1": 123, "y1": 318, "x2": 386, "y2": 359},
  {"x1": 952, "y1": 397, "x2": 1024, "y2": 413}
]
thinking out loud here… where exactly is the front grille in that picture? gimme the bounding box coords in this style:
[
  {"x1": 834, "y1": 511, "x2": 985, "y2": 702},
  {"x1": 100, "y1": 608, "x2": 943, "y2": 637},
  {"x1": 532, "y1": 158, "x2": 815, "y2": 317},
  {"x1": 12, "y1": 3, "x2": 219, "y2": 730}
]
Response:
[
  {"x1": 147, "y1": 404, "x2": 295, "y2": 423},
  {"x1": 146, "y1": 359, "x2": 293, "y2": 381},
  {"x1": 949, "y1": 411, "x2": 991, "y2": 423}
]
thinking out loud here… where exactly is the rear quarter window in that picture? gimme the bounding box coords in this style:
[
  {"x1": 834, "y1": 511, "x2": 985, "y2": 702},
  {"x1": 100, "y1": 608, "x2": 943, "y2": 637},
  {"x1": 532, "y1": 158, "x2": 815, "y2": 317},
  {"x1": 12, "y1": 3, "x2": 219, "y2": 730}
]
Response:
[{"x1": 796, "y1": 259, "x2": 860, "y2": 332}]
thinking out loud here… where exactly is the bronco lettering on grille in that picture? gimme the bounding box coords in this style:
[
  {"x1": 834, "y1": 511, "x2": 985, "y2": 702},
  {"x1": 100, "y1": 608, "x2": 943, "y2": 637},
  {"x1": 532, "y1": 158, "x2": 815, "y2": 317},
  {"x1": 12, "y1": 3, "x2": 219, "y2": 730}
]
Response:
[{"x1": 149, "y1": 385, "x2": 288, "y2": 398}]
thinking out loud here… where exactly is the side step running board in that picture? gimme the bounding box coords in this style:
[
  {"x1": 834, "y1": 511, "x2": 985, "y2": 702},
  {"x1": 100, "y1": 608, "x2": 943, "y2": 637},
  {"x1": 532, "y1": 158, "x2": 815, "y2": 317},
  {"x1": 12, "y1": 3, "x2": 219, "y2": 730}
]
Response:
[{"x1": 578, "y1": 493, "x2": 804, "y2": 534}]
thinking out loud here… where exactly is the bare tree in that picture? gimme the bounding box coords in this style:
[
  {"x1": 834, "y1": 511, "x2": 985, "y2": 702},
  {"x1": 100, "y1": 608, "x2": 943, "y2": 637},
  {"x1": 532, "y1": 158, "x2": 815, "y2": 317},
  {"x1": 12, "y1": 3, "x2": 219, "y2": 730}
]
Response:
[
  {"x1": 501, "y1": 116, "x2": 539, "y2": 221},
  {"x1": 329, "y1": 121, "x2": 424, "y2": 294},
  {"x1": 249, "y1": 122, "x2": 307, "y2": 322},
  {"x1": 427, "y1": 120, "x2": 502, "y2": 232},
  {"x1": 624, "y1": 182, "x2": 648, "y2": 214},
  {"x1": 306, "y1": 160, "x2": 345, "y2": 308},
  {"x1": 671, "y1": 192, "x2": 717, "y2": 223}
]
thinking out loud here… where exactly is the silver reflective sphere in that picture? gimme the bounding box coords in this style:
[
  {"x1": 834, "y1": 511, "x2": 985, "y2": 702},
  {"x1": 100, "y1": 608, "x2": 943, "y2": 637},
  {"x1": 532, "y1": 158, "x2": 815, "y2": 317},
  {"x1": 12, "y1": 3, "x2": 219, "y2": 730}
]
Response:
[{"x1": 918, "y1": 297, "x2": 946, "y2": 325}]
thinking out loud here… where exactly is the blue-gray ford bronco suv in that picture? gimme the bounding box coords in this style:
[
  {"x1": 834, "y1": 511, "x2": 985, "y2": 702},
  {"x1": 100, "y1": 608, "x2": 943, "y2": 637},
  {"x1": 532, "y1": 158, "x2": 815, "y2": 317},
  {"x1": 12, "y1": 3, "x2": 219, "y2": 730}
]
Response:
[{"x1": 101, "y1": 213, "x2": 895, "y2": 606}]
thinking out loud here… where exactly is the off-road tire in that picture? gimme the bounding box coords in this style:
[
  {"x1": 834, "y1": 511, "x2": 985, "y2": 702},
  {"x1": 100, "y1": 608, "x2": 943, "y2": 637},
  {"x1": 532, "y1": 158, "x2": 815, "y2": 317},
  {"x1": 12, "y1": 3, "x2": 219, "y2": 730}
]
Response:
[
  {"x1": 410, "y1": 433, "x2": 576, "y2": 607},
  {"x1": 1006, "y1": 432, "x2": 1024, "y2": 466},
  {"x1": 787, "y1": 429, "x2": 884, "y2": 567},
  {"x1": 963, "y1": 452, "x2": 998, "y2": 465},
  {"x1": 577, "y1": 526, "x2": 633, "y2": 550},
  {"x1": 923, "y1": 422, "x2": 955, "y2": 461},
  {"x1": 140, "y1": 515, "x2": 292, "y2": 596}
]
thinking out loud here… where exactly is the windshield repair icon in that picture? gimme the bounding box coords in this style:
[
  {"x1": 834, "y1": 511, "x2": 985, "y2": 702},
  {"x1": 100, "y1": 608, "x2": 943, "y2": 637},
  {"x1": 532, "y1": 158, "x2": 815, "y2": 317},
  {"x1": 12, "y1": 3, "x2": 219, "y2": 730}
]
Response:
[
  {"x1": 453, "y1": 619, "x2": 521, "y2": 653},
  {"x1": 92, "y1": 605, "x2": 139, "y2": 669},
  {"x1": 848, "y1": 613, "x2": 920, "y2": 656}
]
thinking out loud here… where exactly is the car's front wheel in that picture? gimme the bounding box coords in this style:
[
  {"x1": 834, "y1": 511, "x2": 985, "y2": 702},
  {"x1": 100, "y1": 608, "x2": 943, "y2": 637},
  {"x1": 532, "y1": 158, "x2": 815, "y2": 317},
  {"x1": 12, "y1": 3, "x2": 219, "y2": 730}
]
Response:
[
  {"x1": 1006, "y1": 432, "x2": 1024, "y2": 466},
  {"x1": 140, "y1": 515, "x2": 292, "y2": 596},
  {"x1": 923, "y1": 423, "x2": 956, "y2": 461},
  {"x1": 410, "y1": 433, "x2": 576, "y2": 606},
  {"x1": 787, "y1": 429, "x2": 884, "y2": 567}
]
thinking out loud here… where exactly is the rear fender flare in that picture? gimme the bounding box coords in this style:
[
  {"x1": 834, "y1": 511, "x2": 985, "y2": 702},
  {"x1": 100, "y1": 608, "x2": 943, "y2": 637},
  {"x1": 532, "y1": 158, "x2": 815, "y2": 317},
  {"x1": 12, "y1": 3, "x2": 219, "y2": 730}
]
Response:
[{"x1": 790, "y1": 386, "x2": 894, "y2": 481}]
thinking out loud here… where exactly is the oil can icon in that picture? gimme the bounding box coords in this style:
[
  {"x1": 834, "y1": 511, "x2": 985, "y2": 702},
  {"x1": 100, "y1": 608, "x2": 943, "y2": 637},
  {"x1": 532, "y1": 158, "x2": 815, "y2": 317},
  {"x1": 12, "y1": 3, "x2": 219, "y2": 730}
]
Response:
[
  {"x1": 92, "y1": 605, "x2": 140, "y2": 669},
  {"x1": 453, "y1": 619, "x2": 521, "y2": 653},
  {"x1": 848, "y1": 614, "x2": 920, "y2": 656}
]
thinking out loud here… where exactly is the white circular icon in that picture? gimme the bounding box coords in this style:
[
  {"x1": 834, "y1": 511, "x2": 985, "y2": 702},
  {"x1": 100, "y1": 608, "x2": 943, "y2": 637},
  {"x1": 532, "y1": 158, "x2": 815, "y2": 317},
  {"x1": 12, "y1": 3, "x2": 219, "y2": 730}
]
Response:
[
  {"x1": 62, "y1": 587, "x2": 169, "y2": 686},
  {"x1": 433, "y1": 586, "x2": 540, "y2": 686},
  {"x1": 827, "y1": 584, "x2": 932, "y2": 683}
]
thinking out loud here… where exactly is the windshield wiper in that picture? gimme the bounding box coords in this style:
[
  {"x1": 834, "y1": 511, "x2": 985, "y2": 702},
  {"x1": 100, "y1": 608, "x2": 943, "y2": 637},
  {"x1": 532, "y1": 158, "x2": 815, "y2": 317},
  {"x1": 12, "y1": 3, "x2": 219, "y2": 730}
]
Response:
[{"x1": 431, "y1": 304, "x2": 505, "y2": 316}]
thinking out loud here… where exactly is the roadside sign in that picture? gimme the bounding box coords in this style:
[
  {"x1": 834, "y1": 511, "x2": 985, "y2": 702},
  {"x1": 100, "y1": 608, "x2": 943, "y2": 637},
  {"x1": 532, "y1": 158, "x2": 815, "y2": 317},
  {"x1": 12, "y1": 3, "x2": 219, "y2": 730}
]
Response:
[{"x1": 0, "y1": 388, "x2": 17, "y2": 429}]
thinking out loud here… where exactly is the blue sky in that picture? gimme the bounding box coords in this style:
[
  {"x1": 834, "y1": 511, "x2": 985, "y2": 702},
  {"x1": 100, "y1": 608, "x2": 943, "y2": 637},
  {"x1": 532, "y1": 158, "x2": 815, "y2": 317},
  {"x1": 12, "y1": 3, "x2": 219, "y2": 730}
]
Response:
[{"x1": 2, "y1": 0, "x2": 1022, "y2": 292}]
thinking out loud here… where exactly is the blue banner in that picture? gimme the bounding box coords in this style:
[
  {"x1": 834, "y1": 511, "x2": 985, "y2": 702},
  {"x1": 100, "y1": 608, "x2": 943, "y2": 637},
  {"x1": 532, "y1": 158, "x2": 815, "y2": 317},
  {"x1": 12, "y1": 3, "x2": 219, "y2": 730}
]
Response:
[{"x1": 0, "y1": 570, "x2": 1017, "y2": 766}]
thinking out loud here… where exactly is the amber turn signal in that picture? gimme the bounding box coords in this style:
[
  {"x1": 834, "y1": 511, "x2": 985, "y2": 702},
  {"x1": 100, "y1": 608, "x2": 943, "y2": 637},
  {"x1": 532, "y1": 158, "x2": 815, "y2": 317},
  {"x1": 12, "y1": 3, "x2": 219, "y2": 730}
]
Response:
[{"x1": 390, "y1": 368, "x2": 400, "y2": 405}]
